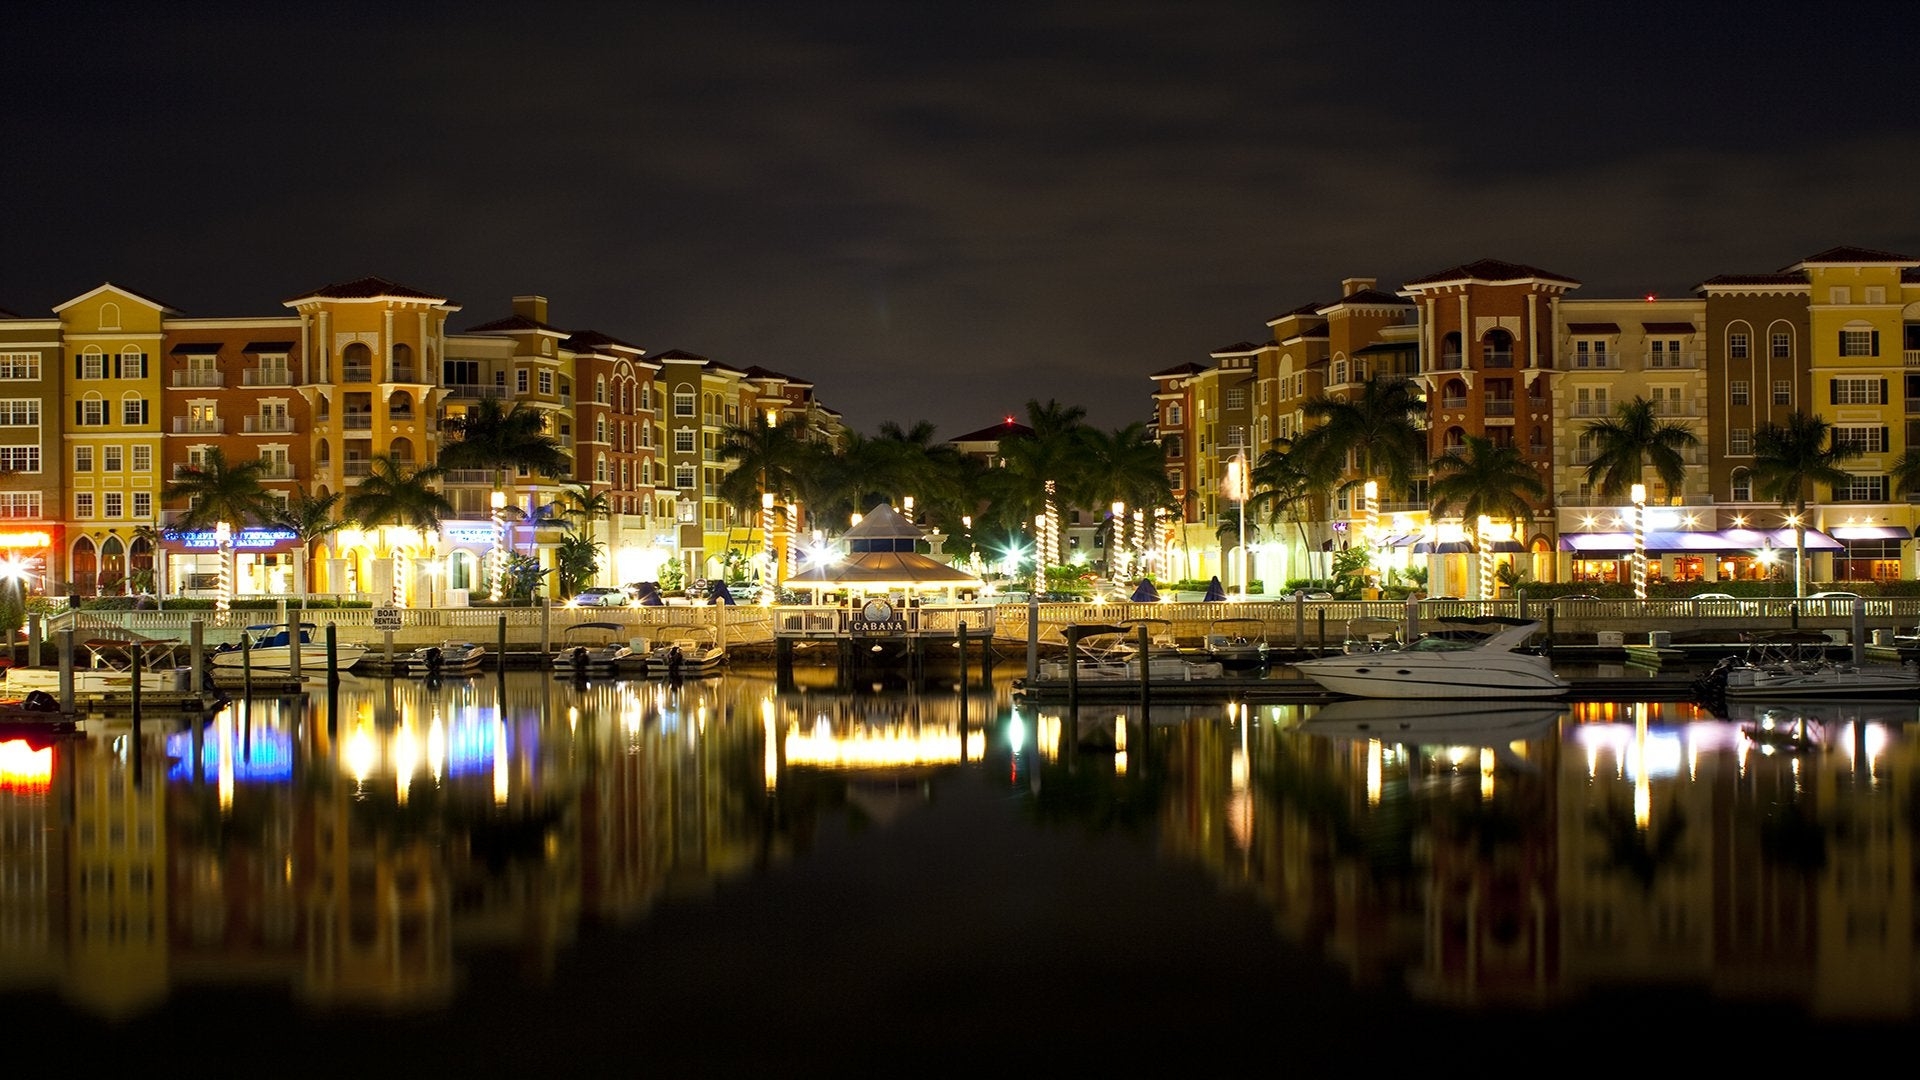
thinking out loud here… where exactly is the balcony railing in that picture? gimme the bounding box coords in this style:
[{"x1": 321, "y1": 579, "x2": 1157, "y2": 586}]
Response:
[
  {"x1": 243, "y1": 369, "x2": 292, "y2": 386},
  {"x1": 442, "y1": 469, "x2": 494, "y2": 484},
  {"x1": 1905, "y1": 349, "x2": 1920, "y2": 369},
  {"x1": 1483, "y1": 350, "x2": 1514, "y2": 368},
  {"x1": 173, "y1": 418, "x2": 224, "y2": 434},
  {"x1": 342, "y1": 414, "x2": 373, "y2": 430},
  {"x1": 342, "y1": 461, "x2": 372, "y2": 478},
  {"x1": 1440, "y1": 396, "x2": 1467, "y2": 410},
  {"x1": 258, "y1": 464, "x2": 296, "y2": 480},
  {"x1": 1566, "y1": 355, "x2": 1621, "y2": 370},
  {"x1": 1574, "y1": 402, "x2": 1610, "y2": 417},
  {"x1": 389, "y1": 409, "x2": 415, "y2": 421},
  {"x1": 1646, "y1": 353, "x2": 1698, "y2": 369},
  {"x1": 243, "y1": 415, "x2": 294, "y2": 433},
  {"x1": 341, "y1": 365, "x2": 373, "y2": 383},
  {"x1": 171, "y1": 371, "x2": 224, "y2": 388},
  {"x1": 1435, "y1": 352, "x2": 1464, "y2": 370},
  {"x1": 444, "y1": 384, "x2": 507, "y2": 400},
  {"x1": 389, "y1": 367, "x2": 417, "y2": 382},
  {"x1": 1485, "y1": 398, "x2": 1515, "y2": 417}
]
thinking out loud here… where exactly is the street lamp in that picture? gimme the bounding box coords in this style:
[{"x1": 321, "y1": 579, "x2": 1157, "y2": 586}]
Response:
[
  {"x1": 213, "y1": 519, "x2": 233, "y2": 612},
  {"x1": 1631, "y1": 483, "x2": 1648, "y2": 601},
  {"x1": 1477, "y1": 514, "x2": 1494, "y2": 602},
  {"x1": 490, "y1": 489, "x2": 507, "y2": 602},
  {"x1": 1111, "y1": 501, "x2": 1127, "y2": 581},
  {"x1": 1226, "y1": 452, "x2": 1250, "y2": 599}
]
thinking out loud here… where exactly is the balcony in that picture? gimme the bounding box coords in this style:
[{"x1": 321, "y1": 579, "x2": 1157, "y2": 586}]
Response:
[
  {"x1": 244, "y1": 415, "x2": 295, "y2": 433},
  {"x1": 1905, "y1": 349, "x2": 1920, "y2": 369},
  {"x1": 242, "y1": 369, "x2": 291, "y2": 387},
  {"x1": 1567, "y1": 355, "x2": 1620, "y2": 370},
  {"x1": 342, "y1": 461, "x2": 372, "y2": 478},
  {"x1": 442, "y1": 469, "x2": 494, "y2": 484},
  {"x1": 341, "y1": 365, "x2": 374, "y2": 383},
  {"x1": 1435, "y1": 352, "x2": 1464, "y2": 370},
  {"x1": 1646, "y1": 353, "x2": 1698, "y2": 369},
  {"x1": 389, "y1": 409, "x2": 415, "y2": 422},
  {"x1": 171, "y1": 371, "x2": 224, "y2": 388},
  {"x1": 1485, "y1": 398, "x2": 1515, "y2": 417},
  {"x1": 342, "y1": 413, "x2": 373, "y2": 430},
  {"x1": 1440, "y1": 396, "x2": 1467, "y2": 410},
  {"x1": 1483, "y1": 350, "x2": 1515, "y2": 369},
  {"x1": 173, "y1": 418, "x2": 224, "y2": 434},
  {"x1": 389, "y1": 367, "x2": 418, "y2": 382},
  {"x1": 258, "y1": 464, "x2": 297, "y2": 481},
  {"x1": 1574, "y1": 402, "x2": 1610, "y2": 417},
  {"x1": 444, "y1": 384, "x2": 507, "y2": 400}
]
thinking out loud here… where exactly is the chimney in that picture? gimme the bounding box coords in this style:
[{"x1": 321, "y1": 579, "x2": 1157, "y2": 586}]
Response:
[
  {"x1": 1341, "y1": 277, "x2": 1376, "y2": 297},
  {"x1": 512, "y1": 294, "x2": 549, "y2": 323}
]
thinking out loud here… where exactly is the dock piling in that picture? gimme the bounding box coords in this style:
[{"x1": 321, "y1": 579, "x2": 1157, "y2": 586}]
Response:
[{"x1": 57, "y1": 628, "x2": 73, "y2": 715}]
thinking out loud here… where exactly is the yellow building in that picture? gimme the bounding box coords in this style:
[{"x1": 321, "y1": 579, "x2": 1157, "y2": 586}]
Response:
[
  {"x1": 1793, "y1": 247, "x2": 1919, "y2": 582},
  {"x1": 52, "y1": 284, "x2": 168, "y2": 596},
  {"x1": 284, "y1": 277, "x2": 459, "y2": 601}
]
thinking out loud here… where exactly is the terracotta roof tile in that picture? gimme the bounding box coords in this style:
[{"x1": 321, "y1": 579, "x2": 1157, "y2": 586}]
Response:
[
  {"x1": 562, "y1": 329, "x2": 644, "y2": 354},
  {"x1": 1402, "y1": 258, "x2": 1581, "y2": 288},
  {"x1": 651, "y1": 348, "x2": 710, "y2": 362},
  {"x1": 463, "y1": 313, "x2": 566, "y2": 334},
  {"x1": 1696, "y1": 272, "x2": 1807, "y2": 288},
  {"x1": 1792, "y1": 245, "x2": 1917, "y2": 266},
  {"x1": 283, "y1": 276, "x2": 447, "y2": 304},
  {"x1": 948, "y1": 419, "x2": 1034, "y2": 443},
  {"x1": 1149, "y1": 362, "x2": 1208, "y2": 379},
  {"x1": 1318, "y1": 288, "x2": 1413, "y2": 311}
]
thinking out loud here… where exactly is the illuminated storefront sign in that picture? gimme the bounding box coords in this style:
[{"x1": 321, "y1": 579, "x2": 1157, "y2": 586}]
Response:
[
  {"x1": 0, "y1": 531, "x2": 52, "y2": 548},
  {"x1": 171, "y1": 527, "x2": 298, "y2": 549},
  {"x1": 444, "y1": 521, "x2": 498, "y2": 546}
]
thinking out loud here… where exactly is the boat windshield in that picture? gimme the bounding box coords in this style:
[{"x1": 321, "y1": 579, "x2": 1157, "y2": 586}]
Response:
[{"x1": 1406, "y1": 634, "x2": 1485, "y2": 653}]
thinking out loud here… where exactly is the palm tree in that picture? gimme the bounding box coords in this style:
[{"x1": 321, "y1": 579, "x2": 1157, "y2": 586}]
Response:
[
  {"x1": 438, "y1": 397, "x2": 571, "y2": 491},
  {"x1": 1248, "y1": 436, "x2": 1339, "y2": 583},
  {"x1": 1751, "y1": 412, "x2": 1863, "y2": 597},
  {"x1": 161, "y1": 448, "x2": 274, "y2": 532},
  {"x1": 1295, "y1": 375, "x2": 1428, "y2": 501},
  {"x1": 991, "y1": 399, "x2": 1093, "y2": 572},
  {"x1": 345, "y1": 455, "x2": 454, "y2": 538},
  {"x1": 269, "y1": 487, "x2": 345, "y2": 598},
  {"x1": 1081, "y1": 422, "x2": 1172, "y2": 576},
  {"x1": 1427, "y1": 435, "x2": 1546, "y2": 598},
  {"x1": 1581, "y1": 396, "x2": 1699, "y2": 502},
  {"x1": 554, "y1": 531, "x2": 604, "y2": 597},
  {"x1": 558, "y1": 482, "x2": 612, "y2": 533},
  {"x1": 716, "y1": 414, "x2": 814, "y2": 515}
]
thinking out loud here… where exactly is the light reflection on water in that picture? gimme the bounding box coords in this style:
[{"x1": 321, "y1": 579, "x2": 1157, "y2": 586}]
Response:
[{"x1": 4, "y1": 668, "x2": 1920, "y2": 1061}]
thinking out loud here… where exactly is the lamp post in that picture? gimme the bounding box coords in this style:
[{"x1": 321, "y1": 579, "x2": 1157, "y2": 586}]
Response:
[
  {"x1": 1033, "y1": 513, "x2": 1047, "y2": 594},
  {"x1": 1361, "y1": 479, "x2": 1378, "y2": 596},
  {"x1": 214, "y1": 519, "x2": 233, "y2": 612},
  {"x1": 1111, "y1": 501, "x2": 1127, "y2": 581},
  {"x1": 489, "y1": 489, "x2": 507, "y2": 602},
  {"x1": 1226, "y1": 452, "x2": 1250, "y2": 599},
  {"x1": 1631, "y1": 483, "x2": 1648, "y2": 601},
  {"x1": 1477, "y1": 514, "x2": 1494, "y2": 602}
]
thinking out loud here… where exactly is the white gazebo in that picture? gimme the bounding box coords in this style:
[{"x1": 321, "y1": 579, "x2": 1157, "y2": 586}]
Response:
[{"x1": 785, "y1": 502, "x2": 982, "y2": 602}]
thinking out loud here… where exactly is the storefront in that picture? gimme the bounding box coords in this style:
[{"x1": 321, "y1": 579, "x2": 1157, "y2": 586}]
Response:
[
  {"x1": 163, "y1": 525, "x2": 303, "y2": 598},
  {"x1": 0, "y1": 526, "x2": 59, "y2": 597},
  {"x1": 1557, "y1": 527, "x2": 1844, "y2": 585}
]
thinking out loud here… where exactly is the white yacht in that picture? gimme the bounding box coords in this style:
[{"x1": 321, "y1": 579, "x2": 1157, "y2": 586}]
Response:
[
  {"x1": 211, "y1": 623, "x2": 368, "y2": 673},
  {"x1": 1290, "y1": 616, "x2": 1567, "y2": 699}
]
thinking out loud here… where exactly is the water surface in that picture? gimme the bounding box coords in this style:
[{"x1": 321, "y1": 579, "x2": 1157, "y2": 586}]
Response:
[{"x1": 3, "y1": 666, "x2": 1916, "y2": 1071}]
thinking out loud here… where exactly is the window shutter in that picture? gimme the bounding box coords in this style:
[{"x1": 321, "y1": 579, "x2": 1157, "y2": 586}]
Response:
[
  {"x1": 1882, "y1": 426, "x2": 1890, "y2": 450},
  {"x1": 74, "y1": 402, "x2": 81, "y2": 425},
  {"x1": 1881, "y1": 378, "x2": 1889, "y2": 405},
  {"x1": 1829, "y1": 380, "x2": 1839, "y2": 404},
  {"x1": 76, "y1": 356, "x2": 83, "y2": 379},
  {"x1": 1839, "y1": 330, "x2": 1846, "y2": 353},
  {"x1": 1872, "y1": 332, "x2": 1880, "y2": 356}
]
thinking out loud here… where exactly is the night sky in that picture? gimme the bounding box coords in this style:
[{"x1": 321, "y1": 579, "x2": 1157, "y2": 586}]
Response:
[{"x1": 11, "y1": 1, "x2": 1920, "y2": 438}]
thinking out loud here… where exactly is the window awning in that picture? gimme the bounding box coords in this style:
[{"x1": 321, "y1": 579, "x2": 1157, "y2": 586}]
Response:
[
  {"x1": 1558, "y1": 528, "x2": 1842, "y2": 552},
  {"x1": 169, "y1": 343, "x2": 221, "y2": 355},
  {"x1": 1828, "y1": 524, "x2": 1911, "y2": 541},
  {"x1": 243, "y1": 341, "x2": 296, "y2": 353},
  {"x1": 1642, "y1": 321, "x2": 1696, "y2": 334},
  {"x1": 1413, "y1": 540, "x2": 1474, "y2": 554},
  {"x1": 1566, "y1": 322, "x2": 1620, "y2": 334}
]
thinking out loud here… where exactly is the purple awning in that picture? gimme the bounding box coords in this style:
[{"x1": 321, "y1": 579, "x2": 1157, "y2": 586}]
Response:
[
  {"x1": 1828, "y1": 525, "x2": 1911, "y2": 541},
  {"x1": 1557, "y1": 529, "x2": 1842, "y2": 553}
]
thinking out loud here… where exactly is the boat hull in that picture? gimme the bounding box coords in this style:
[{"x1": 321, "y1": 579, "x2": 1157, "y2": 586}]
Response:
[
  {"x1": 1290, "y1": 656, "x2": 1568, "y2": 699},
  {"x1": 4, "y1": 666, "x2": 195, "y2": 694},
  {"x1": 1720, "y1": 664, "x2": 1920, "y2": 698},
  {"x1": 210, "y1": 644, "x2": 367, "y2": 671}
]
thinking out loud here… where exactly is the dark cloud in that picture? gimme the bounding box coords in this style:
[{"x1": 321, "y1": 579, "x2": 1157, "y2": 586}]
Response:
[{"x1": 9, "y1": 0, "x2": 1920, "y2": 436}]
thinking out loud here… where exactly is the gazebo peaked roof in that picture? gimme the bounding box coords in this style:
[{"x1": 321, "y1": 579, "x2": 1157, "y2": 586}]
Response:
[{"x1": 785, "y1": 502, "x2": 983, "y2": 591}]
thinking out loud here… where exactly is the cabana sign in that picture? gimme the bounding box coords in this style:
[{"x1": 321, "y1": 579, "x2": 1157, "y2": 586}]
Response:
[{"x1": 851, "y1": 597, "x2": 905, "y2": 634}]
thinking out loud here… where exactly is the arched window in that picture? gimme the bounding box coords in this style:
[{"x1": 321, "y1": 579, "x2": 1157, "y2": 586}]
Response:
[
  {"x1": 100, "y1": 536, "x2": 126, "y2": 593},
  {"x1": 388, "y1": 390, "x2": 414, "y2": 417},
  {"x1": 1440, "y1": 332, "x2": 1464, "y2": 369},
  {"x1": 596, "y1": 453, "x2": 608, "y2": 483},
  {"x1": 1443, "y1": 426, "x2": 1467, "y2": 451},
  {"x1": 1482, "y1": 329, "x2": 1514, "y2": 367},
  {"x1": 341, "y1": 342, "x2": 373, "y2": 381},
  {"x1": 596, "y1": 376, "x2": 606, "y2": 404},
  {"x1": 1730, "y1": 467, "x2": 1752, "y2": 502},
  {"x1": 595, "y1": 416, "x2": 606, "y2": 443},
  {"x1": 72, "y1": 536, "x2": 98, "y2": 595},
  {"x1": 392, "y1": 342, "x2": 414, "y2": 380}
]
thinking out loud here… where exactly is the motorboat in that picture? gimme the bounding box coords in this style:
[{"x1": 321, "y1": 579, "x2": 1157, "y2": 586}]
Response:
[
  {"x1": 1204, "y1": 617, "x2": 1270, "y2": 668},
  {"x1": 1037, "y1": 625, "x2": 1225, "y2": 682},
  {"x1": 553, "y1": 621, "x2": 634, "y2": 675},
  {"x1": 4, "y1": 638, "x2": 199, "y2": 696},
  {"x1": 1290, "y1": 616, "x2": 1568, "y2": 699},
  {"x1": 211, "y1": 623, "x2": 368, "y2": 672},
  {"x1": 643, "y1": 625, "x2": 727, "y2": 678},
  {"x1": 408, "y1": 640, "x2": 487, "y2": 677},
  {"x1": 1696, "y1": 632, "x2": 1920, "y2": 699}
]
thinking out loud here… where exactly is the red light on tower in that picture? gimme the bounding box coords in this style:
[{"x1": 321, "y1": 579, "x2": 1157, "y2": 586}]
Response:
[{"x1": 1645, "y1": 292, "x2": 1657, "y2": 302}]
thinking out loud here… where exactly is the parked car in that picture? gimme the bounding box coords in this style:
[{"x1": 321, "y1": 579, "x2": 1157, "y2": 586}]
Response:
[
  {"x1": 1690, "y1": 592, "x2": 1737, "y2": 600},
  {"x1": 1806, "y1": 590, "x2": 1864, "y2": 601},
  {"x1": 1554, "y1": 594, "x2": 1602, "y2": 602},
  {"x1": 568, "y1": 586, "x2": 630, "y2": 608}
]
